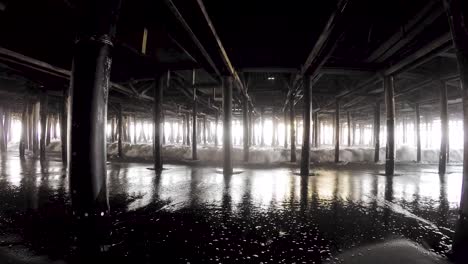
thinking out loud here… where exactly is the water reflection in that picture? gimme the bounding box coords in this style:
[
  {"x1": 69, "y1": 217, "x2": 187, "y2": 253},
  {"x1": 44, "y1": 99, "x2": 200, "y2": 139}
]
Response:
[{"x1": 0, "y1": 154, "x2": 464, "y2": 262}]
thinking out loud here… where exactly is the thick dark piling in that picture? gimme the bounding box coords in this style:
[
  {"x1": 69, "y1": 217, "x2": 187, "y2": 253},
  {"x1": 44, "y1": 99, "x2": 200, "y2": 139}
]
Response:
[
  {"x1": 153, "y1": 76, "x2": 164, "y2": 171},
  {"x1": 300, "y1": 76, "x2": 312, "y2": 175},
  {"x1": 289, "y1": 99, "x2": 296, "y2": 162},
  {"x1": 68, "y1": 0, "x2": 122, "y2": 258},
  {"x1": 223, "y1": 77, "x2": 233, "y2": 174},
  {"x1": 439, "y1": 81, "x2": 448, "y2": 175},
  {"x1": 374, "y1": 101, "x2": 381, "y2": 162},
  {"x1": 384, "y1": 75, "x2": 395, "y2": 176}
]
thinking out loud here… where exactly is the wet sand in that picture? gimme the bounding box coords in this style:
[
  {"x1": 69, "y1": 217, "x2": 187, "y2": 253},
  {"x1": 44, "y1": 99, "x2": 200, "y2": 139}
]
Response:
[{"x1": 0, "y1": 152, "x2": 461, "y2": 263}]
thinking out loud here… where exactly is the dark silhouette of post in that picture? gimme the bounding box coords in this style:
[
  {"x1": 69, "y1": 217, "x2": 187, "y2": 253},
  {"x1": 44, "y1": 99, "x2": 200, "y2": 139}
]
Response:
[
  {"x1": 0, "y1": 107, "x2": 5, "y2": 153},
  {"x1": 110, "y1": 117, "x2": 115, "y2": 142},
  {"x1": 3, "y1": 109, "x2": 10, "y2": 148},
  {"x1": 28, "y1": 101, "x2": 33, "y2": 150},
  {"x1": 272, "y1": 110, "x2": 276, "y2": 147},
  {"x1": 284, "y1": 110, "x2": 288, "y2": 148},
  {"x1": 248, "y1": 106, "x2": 253, "y2": 147},
  {"x1": 314, "y1": 112, "x2": 319, "y2": 147},
  {"x1": 39, "y1": 91, "x2": 48, "y2": 161},
  {"x1": 117, "y1": 104, "x2": 123, "y2": 157},
  {"x1": 46, "y1": 114, "x2": 51, "y2": 146},
  {"x1": 68, "y1": 0, "x2": 122, "y2": 258},
  {"x1": 300, "y1": 76, "x2": 312, "y2": 175},
  {"x1": 415, "y1": 103, "x2": 421, "y2": 162},
  {"x1": 182, "y1": 115, "x2": 187, "y2": 145},
  {"x1": 252, "y1": 115, "x2": 256, "y2": 146},
  {"x1": 243, "y1": 95, "x2": 249, "y2": 162},
  {"x1": 192, "y1": 69, "x2": 198, "y2": 160},
  {"x1": 260, "y1": 107, "x2": 265, "y2": 146},
  {"x1": 203, "y1": 115, "x2": 207, "y2": 145},
  {"x1": 347, "y1": 112, "x2": 351, "y2": 147},
  {"x1": 53, "y1": 113, "x2": 58, "y2": 140},
  {"x1": 153, "y1": 76, "x2": 163, "y2": 171},
  {"x1": 334, "y1": 100, "x2": 340, "y2": 163},
  {"x1": 290, "y1": 99, "x2": 296, "y2": 162},
  {"x1": 192, "y1": 102, "x2": 198, "y2": 160},
  {"x1": 32, "y1": 101, "x2": 39, "y2": 156},
  {"x1": 162, "y1": 114, "x2": 166, "y2": 145},
  {"x1": 439, "y1": 81, "x2": 448, "y2": 175},
  {"x1": 186, "y1": 113, "x2": 190, "y2": 146},
  {"x1": 214, "y1": 111, "x2": 219, "y2": 147},
  {"x1": 223, "y1": 77, "x2": 233, "y2": 174},
  {"x1": 122, "y1": 116, "x2": 127, "y2": 142},
  {"x1": 352, "y1": 122, "x2": 356, "y2": 145},
  {"x1": 444, "y1": 0, "x2": 468, "y2": 259},
  {"x1": 60, "y1": 88, "x2": 68, "y2": 165},
  {"x1": 374, "y1": 101, "x2": 381, "y2": 162},
  {"x1": 20, "y1": 97, "x2": 28, "y2": 158},
  {"x1": 402, "y1": 117, "x2": 407, "y2": 144},
  {"x1": 133, "y1": 115, "x2": 137, "y2": 144},
  {"x1": 384, "y1": 75, "x2": 395, "y2": 176}
]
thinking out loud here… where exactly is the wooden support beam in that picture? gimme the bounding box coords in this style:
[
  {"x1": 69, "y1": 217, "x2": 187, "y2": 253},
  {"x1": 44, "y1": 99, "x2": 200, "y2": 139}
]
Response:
[
  {"x1": 46, "y1": 114, "x2": 52, "y2": 146},
  {"x1": 384, "y1": 76, "x2": 396, "y2": 176},
  {"x1": 195, "y1": 0, "x2": 254, "y2": 109},
  {"x1": 283, "y1": 0, "x2": 350, "y2": 111},
  {"x1": 4, "y1": 109, "x2": 10, "y2": 147},
  {"x1": 290, "y1": 99, "x2": 296, "y2": 162},
  {"x1": 243, "y1": 95, "x2": 249, "y2": 162},
  {"x1": 366, "y1": 1, "x2": 443, "y2": 63},
  {"x1": 192, "y1": 101, "x2": 198, "y2": 160},
  {"x1": 439, "y1": 81, "x2": 448, "y2": 174},
  {"x1": 110, "y1": 117, "x2": 115, "y2": 142},
  {"x1": 0, "y1": 46, "x2": 134, "y2": 96},
  {"x1": 32, "y1": 101, "x2": 39, "y2": 156},
  {"x1": 300, "y1": 0, "x2": 349, "y2": 78},
  {"x1": 347, "y1": 111, "x2": 351, "y2": 147},
  {"x1": 186, "y1": 112, "x2": 191, "y2": 146},
  {"x1": 53, "y1": 113, "x2": 58, "y2": 140},
  {"x1": 68, "y1": 0, "x2": 121, "y2": 256},
  {"x1": 191, "y1": 69, "x2": 198, "y2": 159},
  {"x1": 271, "y1": 110, "x2": 276, "y2": 147},
  {"x1": 249, "y1": 106, "x2": 253, "y2": 147},
  {"x1": 60, "y1": 88, "x2": 68, "y2": 165},
  {"x1": 0, "y1": 107, "x2": 5, "y2": 153},
  {"x1": 196, "y1": 116, "x2": 201, "y2": 144},
  {"x1": 314, "y1": 112, "x2": 319, "y2": 148},
  {"x1": 162, "y1": 114, "x2": 166, "y2": 145},
  {"x1": 20, "y1": 97, "x2": 28, "y2": 158},
  {"x1": 415, "y1": 103, "x2": 421, "y2": 162},
  {"x1": 182, "y1": 116, "x2": 187, "y2": 145},
  {"x1": 39, "y1": 91, "x2": 48, "y2": 161},
  {"x1": 153, "y1": 76, "x2": 164, "y2": 170},
  {"x1": 374, "y1": 101, "x2": 381, "y2": 162},
  {"x1": 384, "y1": 32, "x2": 452, "y2": 76},
  {"x1": 352, "y1": 122, "x2": 356, "y2": 145},
  {"x1": 133, "y1": 115, "x2": 137, "y2": 144},
  {"x1": 27, "y1": 102, "x2": 32, "y2": 151},
  {"x1": 334, "y1": 100, "x2": 340, "y2": 163},
  {"x1": 260, "y1": 108, "x2": 265, "y2": 147},
  {"x1": 117, "y1": 104, "x2": 123, "y2": 158},
  {"x1": 252, "y1": 114, "x2": 256, "y2": 146},
  {"x1": 283, "y1": 110, "x2": 288, "y2": 148},
  {"x1": 164, "y1": 0, "x2": 220, "y2": 78},
  {"x1": 300, "y1": 76, "x2": 312, "y2": 175},
  {"x1": 223, "y1": 76, "x2": 233, "y2": 174},
  {"x1": 214, "y1": 112, "x2": 218, "y2": 147},
  {"x1": 203, "y1": 115, "x2": 207, "y2": 145},
  {"x1": 206, "y1": 119, "x2": 211, "y2": 144}
]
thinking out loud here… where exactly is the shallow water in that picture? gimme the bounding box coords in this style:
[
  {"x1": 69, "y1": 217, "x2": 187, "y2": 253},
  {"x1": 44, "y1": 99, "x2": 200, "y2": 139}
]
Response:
[{"x1": 0, "y1": 152, "x2": 462, "y2": 263}]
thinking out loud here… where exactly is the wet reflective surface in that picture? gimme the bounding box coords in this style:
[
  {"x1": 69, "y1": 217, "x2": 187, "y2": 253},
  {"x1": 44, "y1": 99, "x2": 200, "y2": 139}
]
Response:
[{"x1": 0, "y1": 152, "x2": 462, "y2": 263}]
